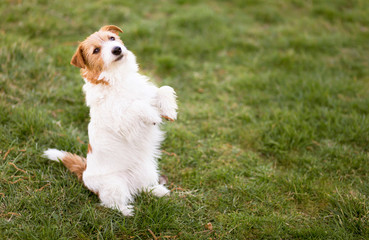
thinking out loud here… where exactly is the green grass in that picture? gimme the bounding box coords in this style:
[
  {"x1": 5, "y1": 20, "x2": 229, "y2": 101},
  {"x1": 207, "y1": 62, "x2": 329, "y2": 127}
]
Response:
[{"x1": 1, "y1": 0, "x2": 369, "y2": 239}]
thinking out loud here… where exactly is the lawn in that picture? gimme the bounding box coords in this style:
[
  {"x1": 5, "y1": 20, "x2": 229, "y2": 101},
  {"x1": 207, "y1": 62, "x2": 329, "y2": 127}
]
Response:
[{"x1": 1, "y1": 0, "x2": 369, "y2": 239}]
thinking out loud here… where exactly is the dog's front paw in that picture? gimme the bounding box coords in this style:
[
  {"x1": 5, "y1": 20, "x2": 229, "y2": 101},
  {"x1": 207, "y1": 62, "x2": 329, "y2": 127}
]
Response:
[
  {"x1": 144, "y1": 112, "x2": 162, "y2": 126},
  {"x1": 134, "y1": 101, "x2": 162, "y2": 125},
  {"x1": 157, "y1": 86, "x2": 177, "y2": 121}
]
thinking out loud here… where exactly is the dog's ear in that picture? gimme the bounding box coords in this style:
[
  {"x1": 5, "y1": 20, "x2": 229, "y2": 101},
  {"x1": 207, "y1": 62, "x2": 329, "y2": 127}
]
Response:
[
  {"x1": 100, "y1": 25, "x2": 123, "y2": 35},
  {"x1": 71, "y1": 45, "x2": 86, "y2": 69}
]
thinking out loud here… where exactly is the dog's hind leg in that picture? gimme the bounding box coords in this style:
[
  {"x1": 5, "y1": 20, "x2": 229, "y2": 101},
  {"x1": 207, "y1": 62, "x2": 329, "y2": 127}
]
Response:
[{"x1": 96, "y1": 182, "x2": 135, "y2": 216}]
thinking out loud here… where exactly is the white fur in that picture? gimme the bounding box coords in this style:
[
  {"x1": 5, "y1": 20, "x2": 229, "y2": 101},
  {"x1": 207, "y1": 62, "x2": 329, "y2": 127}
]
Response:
[
  {"x1": 42, "y1": 149, "x2": 65, "y2": 162},
  {"x1": 79, "y1": 42, "x2": 175, "y2": 215}
]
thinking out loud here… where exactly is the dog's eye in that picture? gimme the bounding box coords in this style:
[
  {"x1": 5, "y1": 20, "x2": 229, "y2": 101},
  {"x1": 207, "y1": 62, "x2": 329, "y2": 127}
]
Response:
[
  {"x1": 93, "y1": 48, "x2": 100, "y2": 54},
  {"x1": 109, "y1": 36, "x2": 115, "y2": 41}
]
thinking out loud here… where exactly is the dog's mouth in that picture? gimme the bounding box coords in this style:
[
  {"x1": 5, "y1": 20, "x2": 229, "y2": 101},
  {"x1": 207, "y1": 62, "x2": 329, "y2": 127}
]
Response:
[{"x1": 114, "y1": 54, "x2": 124, "y2": 62}]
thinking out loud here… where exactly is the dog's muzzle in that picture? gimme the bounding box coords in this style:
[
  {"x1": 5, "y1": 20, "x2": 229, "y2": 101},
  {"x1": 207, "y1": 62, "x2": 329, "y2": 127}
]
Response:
[
  {"x1": 112, "y1": 46, "x2": 122, "y2": 56},
  {"x1": 112, "y1": 46, "x2": 124, "y2": 61}
]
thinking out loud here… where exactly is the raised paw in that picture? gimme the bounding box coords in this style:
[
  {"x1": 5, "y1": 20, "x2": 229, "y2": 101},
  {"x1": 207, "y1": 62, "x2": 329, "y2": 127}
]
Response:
[
  {"x1": 148, "y1": 113, "x2": 163, "y2": 126},
  {"x1": 157, "y1": 86, "x2": 177, "y2": 121},
  {"x1": 140, "y1": 105, "x2": 162, "y2": 125}
]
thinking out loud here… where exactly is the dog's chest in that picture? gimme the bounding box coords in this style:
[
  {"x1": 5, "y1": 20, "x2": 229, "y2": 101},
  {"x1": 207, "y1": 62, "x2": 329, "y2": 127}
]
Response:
[{"x1": 84, "y1": 81, "x2": 157, "y2": 123}]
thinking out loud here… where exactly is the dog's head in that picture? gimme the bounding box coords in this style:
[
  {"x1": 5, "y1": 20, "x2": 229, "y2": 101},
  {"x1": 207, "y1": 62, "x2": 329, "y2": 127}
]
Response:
[{"x1": 71, "y1": 25, "x2": 136, "y2": 84}]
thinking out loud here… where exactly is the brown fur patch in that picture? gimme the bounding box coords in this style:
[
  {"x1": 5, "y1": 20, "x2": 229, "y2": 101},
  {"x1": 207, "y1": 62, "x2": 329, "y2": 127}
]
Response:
[
  {"x1": 70, "y1": 26, "x2": 124, "y2": 85},
  {"x1": 100, "y1": 25, "x2": 123, "y2": 35},
  {"x1": 61, "y1": 151, "x2": 99, "y2": 196},
  {"x1": 61, "y1": 153, "x2": 87, "y2": 181},
  {"x1": 88, "y1": 143, "x2": 92, "y2": 154},
  {"x1": 70, "y1": 45, "x2": 86, "y2": 69},
  {"x1": 81, "y1": 68, "x2": 109, "y2": 85}
]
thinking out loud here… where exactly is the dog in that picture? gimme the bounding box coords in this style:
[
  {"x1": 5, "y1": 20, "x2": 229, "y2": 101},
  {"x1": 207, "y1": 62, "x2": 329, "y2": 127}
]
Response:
[{"x1": 43, "y1": 25, "x2": 177, "y2": 216}]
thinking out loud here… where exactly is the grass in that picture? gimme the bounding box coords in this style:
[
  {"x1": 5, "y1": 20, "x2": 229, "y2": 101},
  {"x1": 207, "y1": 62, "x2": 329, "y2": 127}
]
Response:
[{"x1": 1, "y1": 0, "x2": 369, "y2": 239}]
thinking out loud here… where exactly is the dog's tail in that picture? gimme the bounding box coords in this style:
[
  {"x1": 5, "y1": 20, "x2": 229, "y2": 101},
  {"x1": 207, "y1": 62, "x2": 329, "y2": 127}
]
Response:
[{"x1": 42, "y1": 149, "x2": 86, "y2": 181}]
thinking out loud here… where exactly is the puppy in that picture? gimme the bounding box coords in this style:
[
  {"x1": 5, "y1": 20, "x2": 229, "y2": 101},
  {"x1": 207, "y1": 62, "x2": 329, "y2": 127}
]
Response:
[{"x1": 43, "y1": 25, "x2": 177, "y2": 216}]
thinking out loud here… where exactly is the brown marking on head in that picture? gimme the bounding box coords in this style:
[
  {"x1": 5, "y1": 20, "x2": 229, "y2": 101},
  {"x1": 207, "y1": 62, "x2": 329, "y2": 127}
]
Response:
[
  {"x1": 100, "y1": 25, "x2": 123, "y2": 35},
  {"x1": 70, "y1": 25, "x2": 124, "y2": 85},
  {"x1": 71, "y1": 45, "x2": 86, "y2": 69}
]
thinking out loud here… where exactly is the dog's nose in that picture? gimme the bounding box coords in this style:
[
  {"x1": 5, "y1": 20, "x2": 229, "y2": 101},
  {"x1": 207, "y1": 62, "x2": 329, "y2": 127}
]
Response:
[{"x1": 112, "y1": 46, "x2": 122, "y2": 55}]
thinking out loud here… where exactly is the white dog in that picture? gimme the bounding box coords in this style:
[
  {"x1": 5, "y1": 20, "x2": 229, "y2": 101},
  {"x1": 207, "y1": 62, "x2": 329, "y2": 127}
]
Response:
[{"x1": 43, "y1": 25, "x2": 177, "y2": 216}]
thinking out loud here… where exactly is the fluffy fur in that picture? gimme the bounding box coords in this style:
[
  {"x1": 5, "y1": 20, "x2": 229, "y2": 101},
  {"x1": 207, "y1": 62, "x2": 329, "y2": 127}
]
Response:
[{"x1": 43, "y1": 25, "x2": 177, "y2": 216}]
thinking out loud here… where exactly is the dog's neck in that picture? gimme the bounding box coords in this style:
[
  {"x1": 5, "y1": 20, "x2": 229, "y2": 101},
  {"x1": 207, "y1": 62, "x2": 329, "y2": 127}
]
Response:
[{"x1": 81, "y1": 68, "x2": 109, "y2": 86}]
